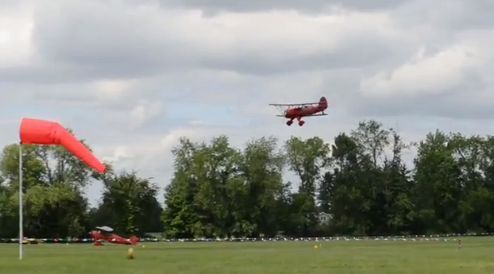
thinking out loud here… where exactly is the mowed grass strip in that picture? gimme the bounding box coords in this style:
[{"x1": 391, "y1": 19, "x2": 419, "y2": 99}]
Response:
[{"x1": 1, "y1": 237, "x2": 494, "y2": 274}]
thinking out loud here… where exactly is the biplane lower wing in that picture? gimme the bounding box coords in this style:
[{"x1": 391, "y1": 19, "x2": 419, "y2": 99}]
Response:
[{"x1": 275, "y1": 113, "x2": 327, "y2": 117}]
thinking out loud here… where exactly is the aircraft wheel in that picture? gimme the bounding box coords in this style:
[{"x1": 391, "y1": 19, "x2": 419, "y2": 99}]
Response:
[
  {"x1": 286, "y1": 120, "x2": 293, "y2": 126},
  {"x1": 298, "y1": 120, "x2": 305, "y2": 126}
]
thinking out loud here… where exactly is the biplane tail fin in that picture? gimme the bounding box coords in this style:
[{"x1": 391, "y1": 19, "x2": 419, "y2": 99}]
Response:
[
  {"x1": 129, "y1": 235, "x2": 139, "y2": 245},
  {"x1": 318, "y1": 96, "x2": 328, "y2": 110}
]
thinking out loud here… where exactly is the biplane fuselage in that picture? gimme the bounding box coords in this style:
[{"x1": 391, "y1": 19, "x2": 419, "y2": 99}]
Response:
[
  {"x1": 269, "y1": 96, "x2": 328, "y2": 126},
  {"x1": 284, "y1": 103, "x2": 326, "y2": 118},
  {"x1": 90, "y1": 226, "x2": 139, "y2": 245}
]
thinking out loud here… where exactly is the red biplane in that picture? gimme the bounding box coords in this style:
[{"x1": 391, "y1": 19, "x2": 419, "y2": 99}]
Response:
[
  {"x1": 89, "y1": 226, "x2": 139, "y2": 246},
  {"x1": 269, "y1": 96, "x2": 328, "y2": 126}
]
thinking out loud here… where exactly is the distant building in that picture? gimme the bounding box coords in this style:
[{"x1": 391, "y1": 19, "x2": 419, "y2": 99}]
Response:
[{"x1": 317, "y1": 212, "x2": 332, "y2": 225}]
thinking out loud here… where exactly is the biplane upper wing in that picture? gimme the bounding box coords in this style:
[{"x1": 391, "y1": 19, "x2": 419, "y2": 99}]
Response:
[
  {"x1": 96, "y1": 226, "x2": 114, "y2": 232},
  {"x1": 269, "y1": 102, "x2": 319, "y2": 107}
]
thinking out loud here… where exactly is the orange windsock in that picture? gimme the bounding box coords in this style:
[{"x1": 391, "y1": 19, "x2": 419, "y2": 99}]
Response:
[{"x1": 19, "y1": 118, "x2": 106, "y2": 173}]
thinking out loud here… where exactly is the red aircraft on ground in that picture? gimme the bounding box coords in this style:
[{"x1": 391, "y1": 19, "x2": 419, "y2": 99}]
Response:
[
  {"x1": 269, "y1": 96, "x2": 328, "y2": 126},
  {"x1": 89, "y1": 226, "x2": 139, "y2": 246}
]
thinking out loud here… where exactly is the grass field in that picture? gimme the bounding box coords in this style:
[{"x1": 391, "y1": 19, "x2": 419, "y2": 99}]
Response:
[{"x1": 2, "y1": 237, "x2": 494, "y2": 274}]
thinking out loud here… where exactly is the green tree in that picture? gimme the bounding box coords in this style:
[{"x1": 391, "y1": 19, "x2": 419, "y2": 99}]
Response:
[
  {"x1": 328, "y1": 133, "x2": 368, "y2": 235},
  {"x1": 284, "y1": 136, "x2": 331, "y2": 236},
  {"x1": 412, "y1": 131, "x2": 462, "y2": 234},
  {"x1": 162, "y1": 137, "x2": 201, "y2": 238},
  {"x1": 477, "y1": 136, "x2": 494, "y2": 231},
  {"x1": 0, "y1": 139, "x2": 93, "y2": 238},
  {"x1": 317, "y1": 172, "x2": 333, "y2": 213},
  {"x1": 237, "y1": 136, "x2": 285, "y2": 237},
  {"x1": 5, "y1": 118, "x2": 494, "y2": 239},
  {"x1": 162, "y1": 136, "x2": 287, "y2": 238},
  {"x1": 378, "y1": 129, "x2": 414, "y2": 235},
  {"x1": 97, "y1": 170, "x2": 161, "y2": 236}
]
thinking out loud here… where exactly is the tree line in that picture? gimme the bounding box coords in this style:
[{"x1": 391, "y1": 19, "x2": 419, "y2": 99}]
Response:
[{"x1": 0, "y1": 120, "x2": 492, "y2": 239}]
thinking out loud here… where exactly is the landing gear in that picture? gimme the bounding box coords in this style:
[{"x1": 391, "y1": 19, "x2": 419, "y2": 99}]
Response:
[{"x1": 287, "y1": 118, "x2": 304, "y2": 126}]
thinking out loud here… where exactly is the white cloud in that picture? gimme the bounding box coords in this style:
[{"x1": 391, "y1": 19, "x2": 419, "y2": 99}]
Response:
[
  {"x1": 0, "y1": 3, "x2": 35, "y2": 67},
  {"x1": 129, "y1": 100, "x2": 164, "y2": 129},
  {"x1": 93, "y1": 79, "x2": 136, "y2": 100},
  {"x1": 360, "y1": 45, "x2": 481, "y2": 97},
  {"x1": 101, "y1": 145, "x2": 135, "y2": 164},
  {"x1": 32, "y1": 1, "x2": 411, "y2": 76}
]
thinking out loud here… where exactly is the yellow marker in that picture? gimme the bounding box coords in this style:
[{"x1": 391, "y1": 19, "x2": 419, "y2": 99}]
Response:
[{"x1": 127, "y1": 248, "x2": 134, "y2": 259}]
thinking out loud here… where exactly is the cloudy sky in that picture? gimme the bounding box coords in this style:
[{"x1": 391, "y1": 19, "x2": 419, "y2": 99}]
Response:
[{"x1": 1, "y1": 0, "x2": 494, "y2": 206}]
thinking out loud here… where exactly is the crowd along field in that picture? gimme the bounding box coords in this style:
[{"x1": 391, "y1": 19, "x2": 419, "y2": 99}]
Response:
[{"x1": 2, "y1": 237, "x2": 494, "y2": 274}]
